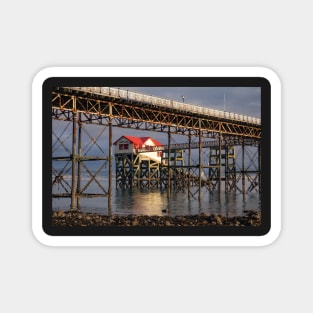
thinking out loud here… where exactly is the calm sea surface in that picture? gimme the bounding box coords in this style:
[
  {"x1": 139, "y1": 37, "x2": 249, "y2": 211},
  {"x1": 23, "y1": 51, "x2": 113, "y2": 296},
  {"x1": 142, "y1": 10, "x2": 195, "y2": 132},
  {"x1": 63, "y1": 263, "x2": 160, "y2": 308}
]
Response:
[
  {"x1": 52, "y1": 162, "x2": 261, "y2": 216},
  {"x1": 52, "y1": 182, "x2": 261, "y2": 217}
]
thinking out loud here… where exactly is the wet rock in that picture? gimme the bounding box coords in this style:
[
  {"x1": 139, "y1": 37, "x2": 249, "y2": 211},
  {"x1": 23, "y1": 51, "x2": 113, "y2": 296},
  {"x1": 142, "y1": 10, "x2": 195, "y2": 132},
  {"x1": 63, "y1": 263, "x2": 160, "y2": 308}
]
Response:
[
  {"x1": 215, "y1": 215, "x2": 223, "y2": 225},
  {"x1": 51, "y1": 210, "x2": 261, "y2": 227},
  {"x1": 55, "y1": 211, "x2": 65, "y2": 217},
  {"x1": 131, "y1": 219, "x2": 139, "y2": 226}
]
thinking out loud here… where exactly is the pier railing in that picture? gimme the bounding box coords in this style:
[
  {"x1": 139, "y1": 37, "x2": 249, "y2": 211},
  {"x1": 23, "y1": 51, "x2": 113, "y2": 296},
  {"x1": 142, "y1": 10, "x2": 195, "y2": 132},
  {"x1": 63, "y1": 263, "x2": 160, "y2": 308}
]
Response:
[
  {"x1": 135, "y1": 139, "x2": 258, "y2": 153},
  {"x1": 69, "y1": 87, "x2": 261, "y2": 126}
]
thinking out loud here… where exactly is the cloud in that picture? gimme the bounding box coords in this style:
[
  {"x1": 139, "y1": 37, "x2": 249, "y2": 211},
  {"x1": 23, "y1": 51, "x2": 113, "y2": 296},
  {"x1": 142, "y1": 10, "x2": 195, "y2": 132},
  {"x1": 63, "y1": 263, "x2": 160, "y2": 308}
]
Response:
[{"x1": 122, "y1": 87, "x2": 261, "y2": 117}]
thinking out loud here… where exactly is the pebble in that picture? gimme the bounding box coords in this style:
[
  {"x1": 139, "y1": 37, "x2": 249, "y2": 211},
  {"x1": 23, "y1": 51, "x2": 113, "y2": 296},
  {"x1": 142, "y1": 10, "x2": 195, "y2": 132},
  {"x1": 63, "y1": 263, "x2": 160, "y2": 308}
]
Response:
[{"x1": 52, "y1": 210, "x2": 261, "y2": 227}]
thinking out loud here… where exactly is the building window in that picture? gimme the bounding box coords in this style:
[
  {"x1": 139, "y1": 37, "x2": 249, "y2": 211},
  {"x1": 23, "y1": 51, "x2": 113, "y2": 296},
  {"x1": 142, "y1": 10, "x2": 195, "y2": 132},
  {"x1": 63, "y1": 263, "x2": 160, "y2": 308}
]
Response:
[{"x1": 119, "y1": 143, "x2": 129, "y2": 150}]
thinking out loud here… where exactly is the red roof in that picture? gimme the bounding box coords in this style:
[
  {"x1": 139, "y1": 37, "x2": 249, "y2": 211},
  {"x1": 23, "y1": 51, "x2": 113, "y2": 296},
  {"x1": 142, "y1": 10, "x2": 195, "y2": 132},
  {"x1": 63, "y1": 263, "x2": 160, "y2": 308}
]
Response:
[{"x1": 113, "y1": 135, "x2": 163, "y2": 146}]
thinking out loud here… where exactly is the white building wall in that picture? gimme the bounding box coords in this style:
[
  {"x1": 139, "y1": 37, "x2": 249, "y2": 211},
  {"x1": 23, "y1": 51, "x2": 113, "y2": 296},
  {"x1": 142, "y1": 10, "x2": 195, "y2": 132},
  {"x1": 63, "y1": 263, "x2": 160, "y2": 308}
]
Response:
[
  {"x1": 141, "y1": 151, "x2": 162, "y2": 163},
  {"x1": 114, "y1": 137, "x2": 163, "y2": 163},
  {"x1": 143, "y1": 138, "x2": 154, "y2": 146}
]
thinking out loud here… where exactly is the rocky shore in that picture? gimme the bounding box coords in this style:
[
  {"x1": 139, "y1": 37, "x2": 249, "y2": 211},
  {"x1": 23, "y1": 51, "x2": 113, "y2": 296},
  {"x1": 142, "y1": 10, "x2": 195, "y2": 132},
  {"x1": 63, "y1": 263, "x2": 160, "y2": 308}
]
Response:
[{"x1": 52, "y1": 210, "x2": 261, "y2": 227}]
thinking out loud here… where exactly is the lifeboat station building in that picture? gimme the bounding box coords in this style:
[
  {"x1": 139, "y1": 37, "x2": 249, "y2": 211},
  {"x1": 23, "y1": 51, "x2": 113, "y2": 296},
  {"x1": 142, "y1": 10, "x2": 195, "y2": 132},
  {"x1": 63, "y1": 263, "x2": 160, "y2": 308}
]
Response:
[{"x1": 114, "y1": 135, "x2": 165, "y2": 189}]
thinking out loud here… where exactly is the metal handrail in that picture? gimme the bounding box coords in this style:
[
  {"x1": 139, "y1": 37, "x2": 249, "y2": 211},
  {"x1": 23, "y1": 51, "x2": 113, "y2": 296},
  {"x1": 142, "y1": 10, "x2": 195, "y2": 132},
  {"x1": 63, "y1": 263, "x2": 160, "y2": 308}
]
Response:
[{"x1": 69, "y1": 87, "x2": 261, "y2": 126}]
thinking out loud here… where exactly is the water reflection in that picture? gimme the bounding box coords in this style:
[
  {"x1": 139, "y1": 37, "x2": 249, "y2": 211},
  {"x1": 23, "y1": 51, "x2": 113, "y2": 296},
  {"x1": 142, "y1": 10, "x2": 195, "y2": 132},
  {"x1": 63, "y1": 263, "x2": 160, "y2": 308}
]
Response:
[
  {"x1": 114, "y1": 189, "x2": 166, "y2": 215},
  {"x1": 53, "y1": 188, "x2": 261, "y2": 217}
]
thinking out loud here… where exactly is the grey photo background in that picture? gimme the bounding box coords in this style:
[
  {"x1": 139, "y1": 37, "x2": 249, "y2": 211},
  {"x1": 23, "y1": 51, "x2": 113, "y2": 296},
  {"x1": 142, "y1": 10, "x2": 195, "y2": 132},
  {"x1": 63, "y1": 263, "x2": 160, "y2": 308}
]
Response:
[{"x1": 0, "y1": 1, "x2": 309, "y2": 312}]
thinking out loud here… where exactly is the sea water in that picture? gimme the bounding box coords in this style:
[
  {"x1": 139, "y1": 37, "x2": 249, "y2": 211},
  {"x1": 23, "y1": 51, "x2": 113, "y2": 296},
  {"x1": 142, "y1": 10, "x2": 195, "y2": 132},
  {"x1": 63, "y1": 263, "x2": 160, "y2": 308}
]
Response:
[{"x1": 52, "y1": 159, "x2": 261, "y2": 216}]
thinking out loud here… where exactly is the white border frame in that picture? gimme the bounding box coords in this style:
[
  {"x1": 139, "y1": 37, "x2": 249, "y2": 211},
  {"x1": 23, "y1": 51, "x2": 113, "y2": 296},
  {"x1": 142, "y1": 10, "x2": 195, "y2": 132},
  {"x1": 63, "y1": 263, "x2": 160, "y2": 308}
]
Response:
[{"x1": 32, "y1": 67, "x2": 281, "y2": 246}]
